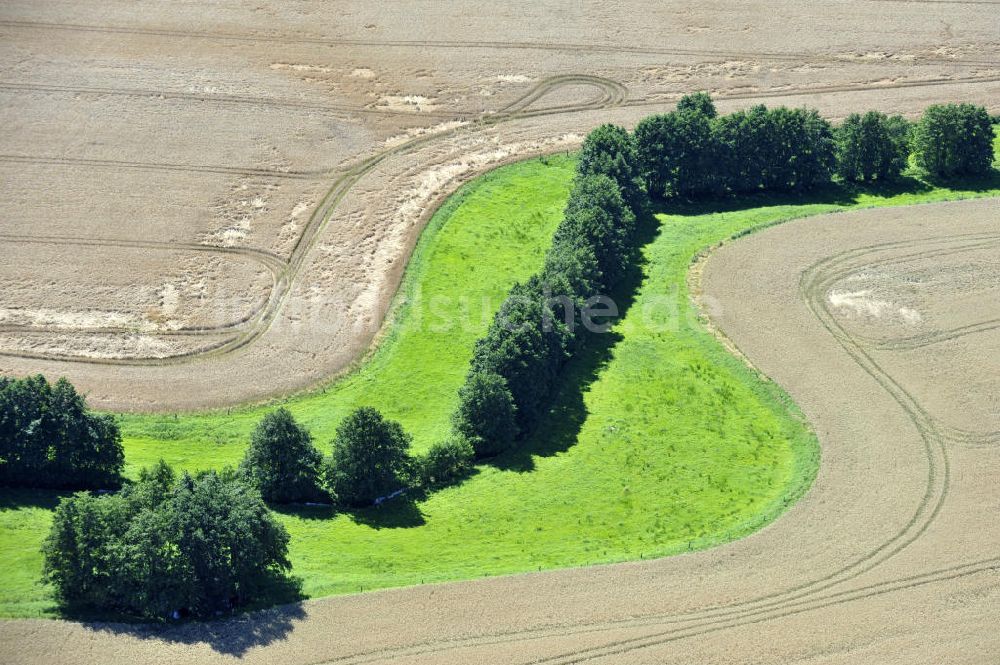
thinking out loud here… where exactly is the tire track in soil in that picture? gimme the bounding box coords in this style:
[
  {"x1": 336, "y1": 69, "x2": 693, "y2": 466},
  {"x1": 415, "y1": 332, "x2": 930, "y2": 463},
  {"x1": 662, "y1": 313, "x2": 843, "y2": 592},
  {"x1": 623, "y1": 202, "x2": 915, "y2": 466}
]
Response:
[
  {"x1": 0, "y1": 75, "x2": 625, "y2": 364},
  {"x1": 299, "y1": 214, "x2": 999, "y2": 665},
  {"x1": 1, "y1": 20, "x2": 997, "y2": 68}
]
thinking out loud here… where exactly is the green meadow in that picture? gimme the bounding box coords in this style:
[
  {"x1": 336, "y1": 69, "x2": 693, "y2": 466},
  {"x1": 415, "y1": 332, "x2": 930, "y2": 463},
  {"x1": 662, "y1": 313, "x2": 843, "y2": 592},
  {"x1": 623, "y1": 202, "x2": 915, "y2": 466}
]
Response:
[{"x1": 2, "y1": 134, "x2": 998, "y2": 617}]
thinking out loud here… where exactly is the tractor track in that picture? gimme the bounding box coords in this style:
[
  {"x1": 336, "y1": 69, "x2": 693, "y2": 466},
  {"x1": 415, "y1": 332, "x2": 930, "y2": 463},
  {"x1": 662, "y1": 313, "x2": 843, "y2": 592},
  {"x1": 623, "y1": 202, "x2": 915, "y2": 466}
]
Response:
[
  {"x1": 1, "y1": 20, "x2": 998, "y2": 68},
  {"x1": 285, "y1": 213, "x2": 1000, "y2": 665},
  {"x1": 0, "y1": 74, "x2": 626, "y2": 364}
]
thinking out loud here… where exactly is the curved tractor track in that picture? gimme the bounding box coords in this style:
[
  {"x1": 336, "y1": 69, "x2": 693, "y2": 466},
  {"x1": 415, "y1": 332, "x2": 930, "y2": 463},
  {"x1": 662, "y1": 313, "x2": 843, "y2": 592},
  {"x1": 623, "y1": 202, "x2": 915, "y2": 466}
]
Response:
[
  {"x1": 0, "y1": 74, "x2": 626, "y2": 365},
  {"x1": 304, "y1": 199, "x2": 997, "y2": 665}
]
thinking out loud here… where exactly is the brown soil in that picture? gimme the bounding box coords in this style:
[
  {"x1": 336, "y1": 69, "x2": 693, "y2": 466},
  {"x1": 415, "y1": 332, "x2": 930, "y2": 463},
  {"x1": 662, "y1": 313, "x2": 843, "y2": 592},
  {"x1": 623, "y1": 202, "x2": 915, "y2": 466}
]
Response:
[{"x1": 0, "y1": 0, "x2": 998, "y2": 409}]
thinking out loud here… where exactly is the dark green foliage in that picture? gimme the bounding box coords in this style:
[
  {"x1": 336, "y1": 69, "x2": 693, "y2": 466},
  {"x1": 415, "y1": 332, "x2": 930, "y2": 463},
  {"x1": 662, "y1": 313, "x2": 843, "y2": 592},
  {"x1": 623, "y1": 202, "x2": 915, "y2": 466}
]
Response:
[
  {"x1": 576, "y1": 123, "x2": 643, "y2": 208},
  {"x1": 0, "y1": 375, "x2": 124, "y2": 490},
  {"x1": 913, "y1": 103, "x2": 995, "y2": 178},
  {"x1": 41, "y1": 464, "x2": 291, "y2": 619},
  {"x1": 714, "y1": 105, "x2": 835, "y2": 193},
  {"x1": 835, "y1": 111, "x2": 911, "y2": 182},
  {"x1": 470, "y1": 281, "x2": 570, "y2": 431},
  {"x1": 240, "y1": 408, "x2": 325, "y2": 504},
  {"x1": 675, "y1": 91, "x2": 717, "y2": 118},
  {"x1": 418, "y1": 436, "x2": 474, "y2": 488},
  {"x1": 557, "y1": 174, "x2": 636, "y2": 284},
  {"x1": 634, "y1": 109, "x2": 720, "y2": 198},
  {"x1": 327, "y1": 407, "x2": 413, "y2": 507},
  {"x1": 452, "y1": 371, "x2": 519, "y2": 456}
]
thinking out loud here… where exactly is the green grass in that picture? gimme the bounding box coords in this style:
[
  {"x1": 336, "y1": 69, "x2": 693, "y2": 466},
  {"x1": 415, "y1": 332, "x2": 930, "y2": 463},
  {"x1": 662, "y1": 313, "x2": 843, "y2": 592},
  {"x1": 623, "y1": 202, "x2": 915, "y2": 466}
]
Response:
[
  {"x1": 119, "y1": 154, "x2": 578, "y2": 472},
  {"x1": 2, "y1": 138, "x2": 998, "y2": 617}
]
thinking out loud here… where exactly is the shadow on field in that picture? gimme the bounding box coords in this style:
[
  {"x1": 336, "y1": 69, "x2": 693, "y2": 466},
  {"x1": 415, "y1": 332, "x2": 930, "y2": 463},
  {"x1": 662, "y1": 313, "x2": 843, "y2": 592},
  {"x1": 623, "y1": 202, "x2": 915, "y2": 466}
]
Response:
[
  {"x1": 0, "y1": 488, "x2": 66, "y2": 510},
  {"x1": 80, "y1": 602, "x2": 307, "y2": 656},
  {"x1": 490, "y1": 207, "x2": 662, "y2": 473},
  {"x1": 348, "y1": 496, "x2": 427, "y2": 529}
]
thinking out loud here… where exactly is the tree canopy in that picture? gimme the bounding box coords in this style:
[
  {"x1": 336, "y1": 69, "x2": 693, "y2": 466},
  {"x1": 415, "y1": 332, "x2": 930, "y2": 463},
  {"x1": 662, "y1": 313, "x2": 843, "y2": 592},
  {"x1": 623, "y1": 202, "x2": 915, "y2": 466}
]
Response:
[{"x1": 240, "y1": 408, "x2": 325, "y2": 504}]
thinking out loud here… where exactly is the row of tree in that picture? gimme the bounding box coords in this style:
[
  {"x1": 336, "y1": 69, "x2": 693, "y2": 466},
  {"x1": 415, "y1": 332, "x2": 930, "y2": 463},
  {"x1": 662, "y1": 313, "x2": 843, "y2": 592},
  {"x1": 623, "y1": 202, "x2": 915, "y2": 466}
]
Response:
[
  {"x1": 451, "y1": 124, "x2": 643, "y2": 458},
  {"x1": 0, "y1": 375, "x2": 124, "y2": 490},
  {"x1": 633, "y1": 96, "x2": 994, "y2": 199},
  {"x1": 240, "y1": 406, "x2": 472, "y2": 506}
]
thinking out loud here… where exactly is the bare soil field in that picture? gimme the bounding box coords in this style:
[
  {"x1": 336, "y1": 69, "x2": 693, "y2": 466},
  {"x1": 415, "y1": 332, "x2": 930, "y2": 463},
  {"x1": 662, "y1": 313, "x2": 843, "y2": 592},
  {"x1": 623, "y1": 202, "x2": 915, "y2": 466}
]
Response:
[
  {"x1": 1, "y1": 0, "x2": 998, "y2": 409},
  {"x1": 2, "y1": 195, "x2": 997, "y2": 663}
]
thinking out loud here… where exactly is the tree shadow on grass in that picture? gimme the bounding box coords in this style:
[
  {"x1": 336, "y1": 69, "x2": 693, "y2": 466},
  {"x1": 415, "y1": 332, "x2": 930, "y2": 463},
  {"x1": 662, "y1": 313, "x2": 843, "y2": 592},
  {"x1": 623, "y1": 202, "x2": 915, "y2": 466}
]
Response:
[
  {"x1": 921, "y1": 167, "x2": 1000, "y2": 192},
  {"x1": 346, "y1": 496, "x2": 427, "y2": 529},
  {"x1": 0, "y1": 488, "x2": 66, "y2": 510},
  {"x1": 76, "y1": 583, "x2": 307, "y2": 657},
  {"x1": 489, "y1": 207, "x2": 661, "y2": 473}
]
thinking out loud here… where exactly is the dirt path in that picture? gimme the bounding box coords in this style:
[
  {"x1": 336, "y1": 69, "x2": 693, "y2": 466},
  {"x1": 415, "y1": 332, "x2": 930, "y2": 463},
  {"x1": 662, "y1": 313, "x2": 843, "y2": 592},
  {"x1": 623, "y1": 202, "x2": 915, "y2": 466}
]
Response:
[{"x1": 2, "y1": 200, "x2": 997, "y2": 663}]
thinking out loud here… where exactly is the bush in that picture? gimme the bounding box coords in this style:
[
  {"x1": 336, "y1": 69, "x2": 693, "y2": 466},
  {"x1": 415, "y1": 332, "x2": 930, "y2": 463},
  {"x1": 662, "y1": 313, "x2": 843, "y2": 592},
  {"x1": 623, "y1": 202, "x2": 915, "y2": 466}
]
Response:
[
  {"x1": 675, "y1": 91, "x2": 717, "y2": 118},
  {"x1": 0, "y1": 375, "x2": 124, "y2": 490},
  {"x1": 327, "y1": 407, "x2": 413, "y2": 507},
  {"x1": 41, "y1": 463, "x2": 291, "y2": 619},
  {"x1": 453, "y1": 371, "x2": 519, "y2": 457},
  {"x1": 419, "y1": 436, "x2": 474, "y2": 488},
  {"x1": 913, "y1": 103, "x2": 994, "y2": 178},
  {"x1": 240, "y1": 408, "x2": 325, "y2": 504},
  {"x1": 576, "y1": 123, "x2": 643, "y2": 208},
  {"x1": 835, "y1": 111, "x2": 911, "y2": 182}
]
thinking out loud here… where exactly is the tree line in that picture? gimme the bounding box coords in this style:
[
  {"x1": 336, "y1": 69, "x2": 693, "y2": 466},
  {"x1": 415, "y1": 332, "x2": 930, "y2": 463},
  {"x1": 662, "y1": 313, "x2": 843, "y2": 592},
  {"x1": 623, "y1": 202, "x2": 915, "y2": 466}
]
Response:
[{"x1": 21, "y1": 94, "x2": 997, "y2": 620}]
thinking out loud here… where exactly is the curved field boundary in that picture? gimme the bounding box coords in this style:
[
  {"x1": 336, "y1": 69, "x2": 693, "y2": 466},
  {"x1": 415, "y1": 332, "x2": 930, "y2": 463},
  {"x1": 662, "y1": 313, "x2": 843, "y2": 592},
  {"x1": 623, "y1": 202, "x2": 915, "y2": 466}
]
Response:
[
  {"x1": 0, "y1": 74, "x2": 625, "y2": 364},
  {"x1": 308, "y1": 201, "x2": 998, "y2": 665},
  {"x1": 2, "y1": 20, "x2": 997, "y2": 68}
]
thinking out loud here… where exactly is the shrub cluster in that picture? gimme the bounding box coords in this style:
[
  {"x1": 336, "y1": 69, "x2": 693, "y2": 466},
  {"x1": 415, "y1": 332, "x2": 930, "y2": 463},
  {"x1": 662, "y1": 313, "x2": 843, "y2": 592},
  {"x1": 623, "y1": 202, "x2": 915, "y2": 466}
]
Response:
[
  {"x1": 912, "y1": 103, "x2": 994, "y2": 178},
  {"x1": 0, "y1": 375, "x2": 124, "y2": 490},
  {"x1": 42, "y1": 462, "x2": 291, "y2": 619},
  {"x1": 453, "y1": 124, "x2": 641, "y2": 458}
]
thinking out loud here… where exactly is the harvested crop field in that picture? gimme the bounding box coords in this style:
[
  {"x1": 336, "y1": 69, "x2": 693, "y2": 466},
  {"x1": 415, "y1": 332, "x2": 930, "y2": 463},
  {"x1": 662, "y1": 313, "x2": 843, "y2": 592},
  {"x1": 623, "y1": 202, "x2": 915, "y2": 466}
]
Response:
[
  {"x1": 2, "y1": 198, "x2": 998, "y2": 663},
  {"x1": 1, "y1": 0, "x2": 999, "y2": 409}
]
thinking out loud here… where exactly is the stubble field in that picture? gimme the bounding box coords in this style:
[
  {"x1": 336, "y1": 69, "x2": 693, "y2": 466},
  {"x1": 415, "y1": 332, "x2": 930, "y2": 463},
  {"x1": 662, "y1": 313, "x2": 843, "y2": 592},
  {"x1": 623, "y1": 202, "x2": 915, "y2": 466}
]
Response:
[{"x1": 1, "y1": 1, "x2": 999, "y2": 663}]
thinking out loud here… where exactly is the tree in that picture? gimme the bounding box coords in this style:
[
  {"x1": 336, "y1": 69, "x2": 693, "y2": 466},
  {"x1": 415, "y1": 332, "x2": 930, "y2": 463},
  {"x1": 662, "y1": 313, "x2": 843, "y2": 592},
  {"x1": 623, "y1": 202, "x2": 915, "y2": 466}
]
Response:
[
  {"x1": 419, "y1": 436, "x2": 475, "y2": 488},
  {"x1": 470, "y1": 282, "x2": 570, "y2": 430},
  {"x1": 576, "y1": 123, "x2": 643, "y2": 208},
  {"x1": 913, "y1": 103, "x2": 994, "y2": 178},
  {"x1": 327, "y1": 407, "x2": 413, "y2": 506},
  {"x1": 714, "y1": 105, "x2": 835, "y2": 192},
  {"x1": 835, "y1": 111, "x2": 911, "y2": 182},
  {"x1": 0, "y1": 375, "x2": 124, "y2": 490},
  {"x1": 676, "y1": 91, "x2": 717, "y2": 118},
  {"x1": 41, "y1": 465, "x2": 292, "y2": 619},
  {"x1": 240, "y1": 408, "x2": 324, "y2": 504},
  {"x1": 453, "y1": 371, "x2": 519, "y2": 456},
  {"x1": 557, "y1": 174, "x2": 636, "y2": 285},
  {"x1": 634, "y1": 108, "x2": 720, "y2": 198}
]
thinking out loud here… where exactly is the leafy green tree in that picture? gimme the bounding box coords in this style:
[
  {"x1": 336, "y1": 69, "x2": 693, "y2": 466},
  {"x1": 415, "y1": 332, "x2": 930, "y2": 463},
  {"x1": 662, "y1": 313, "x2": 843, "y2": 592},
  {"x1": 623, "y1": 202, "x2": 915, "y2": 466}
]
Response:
[
  {"x1": 835, "y1": 111, "x2": 911, "y2": 182},
  {"x1": 913, "y1": 103, "x2": 994, "y2": 178},
  {"x1": 714, "y1": 105, "x2": 835, "y2": 192},
  {"x1": 327, "y1": 407, "x2": 413, "y2": 506},
  {"x1": 676, "y1": 91, "x2": 717, "y2": 118},
  {"x1": 419, "y1": 436, "x2": 475, "y2": 488},
  {"x1": 557, "y1": 174, "x2": 636, "y2": 284},
  {"x1": 41, "y1": 465, "x2": 291, "y2": 619},
  {"x1": 240, "y1": 408, "x2": 324, "y2": 504},
  {"x1": 634, "y1": 108, "x2": 720, "y2": 198},
  {"x1": 0, "y1": 375, "x2": 124, "y2": 489},
  {"x1": 453, "y1": 371, "x2": 519, "y2": 456},
  {"x1": 577, "y1": 123, "x2": 643, "y2": 208},
  {"x1": 470, "y1": 282, "x2": 570, "y2": 430}
]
